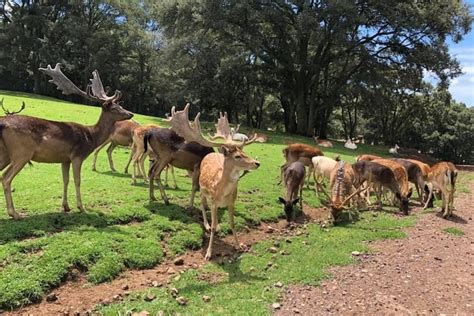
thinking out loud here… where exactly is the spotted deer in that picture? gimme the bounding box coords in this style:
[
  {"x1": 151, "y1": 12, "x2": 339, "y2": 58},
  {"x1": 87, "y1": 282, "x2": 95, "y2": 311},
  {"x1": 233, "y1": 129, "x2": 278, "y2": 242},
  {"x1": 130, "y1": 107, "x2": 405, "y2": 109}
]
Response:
[
  {"x1": 167, "y1": 105, "x2": 261, "y2": 260},
  {"x1": 0, "y1": 64, "x2": 133, "y2": 219}
]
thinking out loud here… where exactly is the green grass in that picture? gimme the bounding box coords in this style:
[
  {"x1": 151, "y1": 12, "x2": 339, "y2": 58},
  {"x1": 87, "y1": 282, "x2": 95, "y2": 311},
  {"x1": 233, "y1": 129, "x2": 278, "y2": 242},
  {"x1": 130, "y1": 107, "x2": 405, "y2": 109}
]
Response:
[
  {"x1": 442, "y1": 227, "x2": 465, "y2": 236},
  {"x1": 0, "y1": 90, "x2": 419, "y2": 312}
]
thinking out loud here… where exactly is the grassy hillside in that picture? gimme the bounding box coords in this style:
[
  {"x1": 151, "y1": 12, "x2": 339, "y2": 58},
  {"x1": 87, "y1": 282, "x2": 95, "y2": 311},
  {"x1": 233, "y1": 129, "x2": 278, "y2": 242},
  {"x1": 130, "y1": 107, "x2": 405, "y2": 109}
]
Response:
[{"x1": 0, "y1": 90, "x2": 413, "y2": 313}]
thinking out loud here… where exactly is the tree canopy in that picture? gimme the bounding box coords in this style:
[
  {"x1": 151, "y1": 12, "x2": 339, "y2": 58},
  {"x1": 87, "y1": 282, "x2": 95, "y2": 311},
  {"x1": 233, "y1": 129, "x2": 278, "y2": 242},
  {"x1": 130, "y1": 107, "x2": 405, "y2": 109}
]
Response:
[{"x1": 0, "y1": 0, "x2": 473, "y2": 163}]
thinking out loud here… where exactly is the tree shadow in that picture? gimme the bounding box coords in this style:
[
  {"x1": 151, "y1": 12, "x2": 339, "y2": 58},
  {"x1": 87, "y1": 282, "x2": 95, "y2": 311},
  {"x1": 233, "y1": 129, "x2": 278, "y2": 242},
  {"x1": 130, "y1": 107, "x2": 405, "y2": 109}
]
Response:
[{"x1": 0, "y1": 209, "x2": 145, "y2": 244}]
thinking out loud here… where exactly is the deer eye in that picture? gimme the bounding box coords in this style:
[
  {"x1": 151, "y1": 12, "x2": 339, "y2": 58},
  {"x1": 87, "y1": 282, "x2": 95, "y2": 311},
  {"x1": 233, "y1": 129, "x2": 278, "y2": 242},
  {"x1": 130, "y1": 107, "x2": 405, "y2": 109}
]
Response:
[{"x1": 235, "y1": 155, "x2": 242, "y2": 159}]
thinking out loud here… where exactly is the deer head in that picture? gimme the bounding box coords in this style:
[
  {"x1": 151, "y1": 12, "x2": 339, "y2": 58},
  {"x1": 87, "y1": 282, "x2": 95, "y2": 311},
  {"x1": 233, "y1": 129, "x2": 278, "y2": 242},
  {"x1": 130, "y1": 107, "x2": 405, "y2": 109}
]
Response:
[
  {"x1": 39, "y1": 64, "x2": 133, "y2": 121},
  {"x1": 167, "y1": 104, "x2": 261, "y2": 170}
]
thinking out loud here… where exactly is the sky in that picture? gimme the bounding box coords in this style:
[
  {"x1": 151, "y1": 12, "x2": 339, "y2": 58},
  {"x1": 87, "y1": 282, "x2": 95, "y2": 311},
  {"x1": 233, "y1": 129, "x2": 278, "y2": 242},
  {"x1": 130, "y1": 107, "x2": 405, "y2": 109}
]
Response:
[{"x1": 446, "y1": 0, "x2": 474, "y2": 106}]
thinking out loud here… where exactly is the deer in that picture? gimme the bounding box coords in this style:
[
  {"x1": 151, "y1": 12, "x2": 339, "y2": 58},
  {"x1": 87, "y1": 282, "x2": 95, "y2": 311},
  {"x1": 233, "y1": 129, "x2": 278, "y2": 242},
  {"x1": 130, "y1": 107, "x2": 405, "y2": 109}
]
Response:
[
  {"x1": 424, "y1": 161, "x2": 457, "y2": 218},
  {"x1": 372, "y1": 159, "x2": 412, "y2": 214},
  {"x1": 390, "y1": 158, "x2": 425, "y2": 204},
  {"x1": 389, "y1": 144, "x2": 400, "y2": 155},
  {"x1": 91, "y1": 119, "x2": 140, "y2": 173},
  {"x1": 0, "y1": 63, "x2": 133, "y2": 219},
  {"x1": 279, "y1": 161, "x2": 305, "y2": 222},
  {"x1": 356, "y1": 154, "x2": 382, "y2": 162},
  {"x1": 280, "y1": 143, "x2": 324, "y2": 188},
  {"x1": 329, "y1": 161, "x2": 368, "y2": 222},
  {"x1": 344, "y1": 139, "x2": 357, "y2": 150},
  {"x1": 0, "y1": 99, "x2": 26, "y2": 115},
  {"x1": 313, "y1": 136, "x2": 333, "y2": 148},
  {"x1": 311, "y1": 155, "x2": 339, "y2": 198},
  {"x1": 166, "y1": 104, "x2": 261, "y2": 260}
]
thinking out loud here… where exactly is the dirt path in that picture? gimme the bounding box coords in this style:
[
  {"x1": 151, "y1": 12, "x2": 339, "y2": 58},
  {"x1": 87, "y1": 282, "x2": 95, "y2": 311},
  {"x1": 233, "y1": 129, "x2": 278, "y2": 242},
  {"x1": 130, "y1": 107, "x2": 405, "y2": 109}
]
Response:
[{"x1": 277, "y1": 181, "x2": 474, "y2": 315}]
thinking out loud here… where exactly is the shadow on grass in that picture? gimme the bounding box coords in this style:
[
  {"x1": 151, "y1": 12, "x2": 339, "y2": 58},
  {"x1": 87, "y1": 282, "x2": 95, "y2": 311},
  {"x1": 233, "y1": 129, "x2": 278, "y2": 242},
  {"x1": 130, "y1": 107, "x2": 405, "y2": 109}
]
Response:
[{"x1": 0, "y1": 209, "x2": 149, "y2": 244}]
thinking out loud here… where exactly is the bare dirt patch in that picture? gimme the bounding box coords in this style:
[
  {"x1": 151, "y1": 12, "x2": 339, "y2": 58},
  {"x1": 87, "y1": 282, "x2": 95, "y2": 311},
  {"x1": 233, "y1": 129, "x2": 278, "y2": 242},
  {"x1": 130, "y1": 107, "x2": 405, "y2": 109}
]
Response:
[{"x1": 276, "y1": 178, "x2": 474, "y2": 315}]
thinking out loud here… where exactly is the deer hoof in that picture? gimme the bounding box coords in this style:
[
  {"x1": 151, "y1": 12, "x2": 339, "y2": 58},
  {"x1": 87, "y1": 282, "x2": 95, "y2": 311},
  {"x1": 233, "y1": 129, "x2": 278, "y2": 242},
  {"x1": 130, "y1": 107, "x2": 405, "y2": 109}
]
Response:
[
  {"x1": 62, "y1": 205, "x2": 71, "y2": 213},
  {"x1": 204, "y1": 250, "x2": 212, "y2": 261},
  {"x1": 9, "y1": 211, "x2": 23, "y2": 220},
  {"x1": 78, "y1": 206, "x2": 86, "y2": 213}
]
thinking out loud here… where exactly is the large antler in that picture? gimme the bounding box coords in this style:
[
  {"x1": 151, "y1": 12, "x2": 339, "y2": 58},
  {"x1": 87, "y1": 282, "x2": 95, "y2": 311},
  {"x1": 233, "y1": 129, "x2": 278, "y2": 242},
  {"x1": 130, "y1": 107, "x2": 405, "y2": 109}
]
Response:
[
  {"x1": 167, "y1": 104, "x2": 246, "y2": 148},
  {"x1": 39, "y1": 63, "x2": 121, "y2": 103}
]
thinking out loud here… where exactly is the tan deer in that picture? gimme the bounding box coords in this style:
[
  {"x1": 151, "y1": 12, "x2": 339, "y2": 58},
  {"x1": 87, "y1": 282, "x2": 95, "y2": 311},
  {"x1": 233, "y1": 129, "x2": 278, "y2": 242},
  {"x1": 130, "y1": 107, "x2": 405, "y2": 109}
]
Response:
[
  {"x1": 0, "y1": 63, "x2": 133, "y2": 219},
  {"x1": 167, "y1": 105, "x2": 261, "y2": 260},
  {"x1": 91, "y1": 119, "x2": 140, "y2": 173}
]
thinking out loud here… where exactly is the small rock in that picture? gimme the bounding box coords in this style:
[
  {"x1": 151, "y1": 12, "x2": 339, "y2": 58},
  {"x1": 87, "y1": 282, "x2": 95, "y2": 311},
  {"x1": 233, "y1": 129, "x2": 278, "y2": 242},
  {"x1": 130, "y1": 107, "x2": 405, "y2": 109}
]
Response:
[
  {"x1": 274, "y1": 282, "x2": 283, "y2": 288},
  {"x1": 293, "y1": 308, "x2": 301, "y2": 314},
  {"x1": 122, "y1": 284, "x2": 130, "y2": 291},
  {"x1": 176, "y1": 296, "x2": 188, "y2": 306},
  {"x1": 273, "y1": 240, "x2": 281, "y2": 247},
  {"x1": 434, "y1": 257, "x2": 442, "y2": 261},
  {"x1": 166, "y1": 267, "x2": 176, "y2": 274},
  {"x1": 285, "y1": 238, "x2": 292, "y2": 243},
  {"x1": 46, "y1": 293, "x2": 58, "y2": 303},
  {"x1": 272, "y1": 303, "x2": 281, "y2": 310},
  {"x1": 202, "y1": 295, "x2": 211, "y2": 302},
  {"x1": 351, "y1": 251, "x2": 361, "y2": 256},
  {"x1": 144, "y1": 293, "x2": 156, "y2": 302},
  {"x1": 174, "y1": 257, "x2": 185, "y2": 266},
  {"x1": 112, "y1": 294, "x2": 122, "y2": 301},
  {"x1": 266, "y1": 226, "x2": 274, "y2": 233},
  {"x1": 269, "y1": 247, "x2": 278, "y2": 253},
  {"x1": 151, "y1": 281, "x2": 161, "y2": 288},
  {"x1": 267, "y1": 261, "x2": 273, "y2": 268},
  {"x1": 170, "y1": 287, "x2": 179, "y2": 297},
  {"x1": 280, "y1": 250, "x2": 288, "y2": 256}
]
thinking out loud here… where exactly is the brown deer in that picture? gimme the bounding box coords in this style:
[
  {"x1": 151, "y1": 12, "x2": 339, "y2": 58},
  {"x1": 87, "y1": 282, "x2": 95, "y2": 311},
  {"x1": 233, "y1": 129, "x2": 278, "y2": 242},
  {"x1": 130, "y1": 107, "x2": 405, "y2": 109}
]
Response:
[
  {"x1": 166, "y1": 104, "x2": 261, "y2": 260},
  {"x1": 280, "y1": 143, "x2": 324, "y2": 188},
  {"x1": 0, "y1": 63, "x2": 133, "y2": 219},
  {"x1": 390, "y1": 158, "x2": 425, "y2": 204},
  {"x1": 373, "y1": 159, "x2": 412, "y2": 214},
  {"x1": 356, "y1": 154, "x2": 382, "y2": 162},
  {"x1": 279, "y1": 161, "x2": 305, "y2": 222},
  {"x1": 313, "y1": 136, "x2": 333, "y2": 148},
  {"x1": 91, "y1": 119, "x2": 140, "y2": 173},
  {"x1": 424, "y1": 161, "x2": 457, "y2": 218}
]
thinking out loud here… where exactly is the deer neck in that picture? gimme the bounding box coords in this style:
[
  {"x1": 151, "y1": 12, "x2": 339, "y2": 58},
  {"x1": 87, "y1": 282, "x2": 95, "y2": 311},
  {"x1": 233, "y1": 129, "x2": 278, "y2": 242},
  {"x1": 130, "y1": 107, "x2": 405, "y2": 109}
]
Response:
[
  {"x1": 216, "y1": 160, "x2": 240, "y2": 193},
  {"x1": 90, "y1": 111, "x2": 116, "y2": 148}
]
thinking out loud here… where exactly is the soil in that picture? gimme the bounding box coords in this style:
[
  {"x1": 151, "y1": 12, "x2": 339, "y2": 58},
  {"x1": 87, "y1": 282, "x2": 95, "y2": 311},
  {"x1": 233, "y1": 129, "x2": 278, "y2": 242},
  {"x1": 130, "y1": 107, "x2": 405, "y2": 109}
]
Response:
[{"x1": 276, "y1": 180, "x2": 474, "y2": 315}]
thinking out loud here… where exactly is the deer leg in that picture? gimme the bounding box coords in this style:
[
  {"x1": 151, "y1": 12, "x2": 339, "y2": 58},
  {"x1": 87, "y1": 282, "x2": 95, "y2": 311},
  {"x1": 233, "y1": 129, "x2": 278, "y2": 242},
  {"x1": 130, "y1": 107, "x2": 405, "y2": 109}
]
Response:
[
  {"x1": 306, "y1": 166, "x2": 313, "y2": 189},
  {"x1": 124, "y1": 144, "x2": 134, "y2": 174},
  {"x1": 148, "y1": 159, "x2": 158, "y2": 201},
  {"x1": 91, "y1": 141, "x2": 109, "y2": 172},
  {"x1": 205, "y1": 204, "x2": 218, "y2": 260},
  {"x1": 139, "y1": 152, "x2": 149, "y2": 182},
  {"x1": 71, "y1": 159, "x2": 85, "y2": 212},
  {"x1": 200, "y1": 194, "x2": 210, "y2": 232},
  {"x1": 423, "y1": 184, "x2": 434, "y2": 209},
  {"x1": 228, "y1": 201, "x2": 240, "y2": 250},
  {"x1": 189, "y1": 166, "x2": 200, "y2": 208},
  {"x1": 441, "y1": 190, "x2": 449, "y2": 218},
  {"x1": 171, "y1": 165, "x2": 178, "y2": 189},
  {"x1": 61, "y1": 162, "x2": 71, "y2": 212},
  {"x1": 106, "y1": 142, "x2": 117, "y2": 172},
  {"x1": 152, "y1": 159, "x2": 170, "y2": 205},
  {"x1": 299, "y1": 183, "x2": 303, "y2": 209},
  {"x1": 2, "y1": 159, "x2": 29, "y2": 219}
]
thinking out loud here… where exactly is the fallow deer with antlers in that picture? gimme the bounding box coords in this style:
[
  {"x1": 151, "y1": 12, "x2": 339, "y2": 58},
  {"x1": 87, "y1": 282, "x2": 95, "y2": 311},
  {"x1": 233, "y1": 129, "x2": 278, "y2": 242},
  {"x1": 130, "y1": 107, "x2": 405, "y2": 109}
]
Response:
[
  {"x1": 0, "y1": 63, "x2": 133, "y2": 219},
  {"x1": 166, "y1": 105, "x2": 261, "y2": 260}
]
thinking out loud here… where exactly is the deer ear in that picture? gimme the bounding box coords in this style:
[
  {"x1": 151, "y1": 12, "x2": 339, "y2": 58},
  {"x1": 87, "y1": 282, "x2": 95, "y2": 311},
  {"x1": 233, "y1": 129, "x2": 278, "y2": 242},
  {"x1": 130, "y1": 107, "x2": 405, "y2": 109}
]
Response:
[
  {"x1": 101, "y1": 100, "x2": 113, "y2": 110},
  {"x1": 278, "y1": 197, "x2": 286, "y2": 204},
  {"x1": 220, "y1": 146, "x2": 229, "y2": 156},
  {"x1": 292, "y1": 198, "x2": 300, "y2": 205}
]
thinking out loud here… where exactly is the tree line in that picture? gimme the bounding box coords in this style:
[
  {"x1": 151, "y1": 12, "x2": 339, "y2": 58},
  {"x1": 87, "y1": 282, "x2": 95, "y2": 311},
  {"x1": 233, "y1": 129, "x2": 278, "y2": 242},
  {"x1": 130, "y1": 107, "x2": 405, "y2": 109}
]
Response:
[{"x1": 0, "y1": 0, "x2": 473, "y2": 163}]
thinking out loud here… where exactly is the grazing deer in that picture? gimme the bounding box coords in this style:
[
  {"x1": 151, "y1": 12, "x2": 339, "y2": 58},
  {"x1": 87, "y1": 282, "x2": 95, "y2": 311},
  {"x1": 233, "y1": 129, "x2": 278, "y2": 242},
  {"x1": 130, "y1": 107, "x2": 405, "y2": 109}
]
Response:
[
  {"x1": 329, "y1": 161, "x2": 367, "y2": 222},
  {"x1": 279, "y1": 161, "x2": 305, "y2": 222},
  {"x1": 91, "y1": 119, "x2": 140, "y2": 173},
  {"x1": 373, "y1": 159, "x2": 412, "y2": 214},
  {"x1": 390, "y1": 158, "x2": 425, "y2": 204},
  {"x1": 313, "y1": 136, "x2": 333, "y2": 148},
  {"x1": 424, "y1": 161, "x2": 457, "y2": 218},
  {"x1": 280, "y1": 143, "x2": 324, "y2": 188},
  {"x1": 0, "y1": 63, "x2": 133, "y2": 219},
  {"x1": 166, "y1": 105, "x2": 261, "y2": 260}
]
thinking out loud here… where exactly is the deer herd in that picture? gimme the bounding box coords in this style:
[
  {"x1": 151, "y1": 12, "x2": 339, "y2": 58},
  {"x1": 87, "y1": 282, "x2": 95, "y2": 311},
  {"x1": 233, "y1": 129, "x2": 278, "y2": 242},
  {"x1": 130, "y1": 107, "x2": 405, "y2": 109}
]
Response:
[{"x1": 0, "y1": 64, "x2": 460, "y2": 260}]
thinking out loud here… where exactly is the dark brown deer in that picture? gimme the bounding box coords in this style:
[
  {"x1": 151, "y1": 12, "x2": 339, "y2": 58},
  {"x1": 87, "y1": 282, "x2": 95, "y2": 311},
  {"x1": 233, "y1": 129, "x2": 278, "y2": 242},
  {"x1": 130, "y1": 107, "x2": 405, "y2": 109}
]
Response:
[
  {"x1": 0, "y1": 63, "x2": 133, "y2": 219},
  {"x1": 280, "y1": 143, "x2": 324, "y2": 188},
  {"x1": 279, "y1": 161, "x2": 305, "y2": 222}
]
